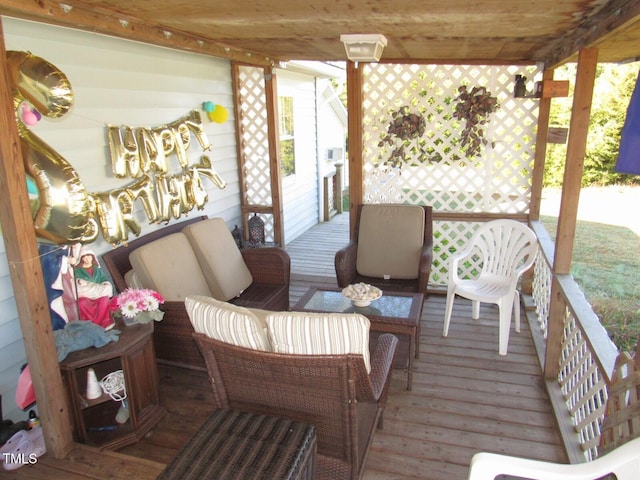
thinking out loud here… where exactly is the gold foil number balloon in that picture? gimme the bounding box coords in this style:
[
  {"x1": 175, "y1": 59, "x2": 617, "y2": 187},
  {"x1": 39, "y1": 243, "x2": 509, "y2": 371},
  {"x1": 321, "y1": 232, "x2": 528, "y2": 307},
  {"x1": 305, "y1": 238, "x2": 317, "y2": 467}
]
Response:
[{"x1": 6, "y1": 51, "x2": 97, "y2": 244}]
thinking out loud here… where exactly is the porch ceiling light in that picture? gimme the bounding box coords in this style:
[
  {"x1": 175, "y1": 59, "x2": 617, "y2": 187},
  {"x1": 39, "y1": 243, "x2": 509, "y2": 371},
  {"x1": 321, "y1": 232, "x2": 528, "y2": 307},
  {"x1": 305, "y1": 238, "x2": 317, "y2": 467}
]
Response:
[{"x1": 340, "y1": 34, "x2": 387, "y2": 62}]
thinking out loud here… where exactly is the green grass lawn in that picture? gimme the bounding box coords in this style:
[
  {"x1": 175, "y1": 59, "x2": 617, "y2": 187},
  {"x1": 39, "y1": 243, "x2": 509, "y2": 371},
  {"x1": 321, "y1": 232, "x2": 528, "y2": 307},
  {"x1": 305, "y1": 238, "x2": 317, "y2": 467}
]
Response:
[{"x1": 540, "y1": 215, "x2": 640, "y2": 353}]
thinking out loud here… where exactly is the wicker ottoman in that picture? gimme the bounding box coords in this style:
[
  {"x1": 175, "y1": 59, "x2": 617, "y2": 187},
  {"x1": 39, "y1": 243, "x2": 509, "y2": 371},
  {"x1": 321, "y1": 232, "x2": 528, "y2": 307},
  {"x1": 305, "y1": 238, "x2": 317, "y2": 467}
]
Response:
[{"x1": 158, "y1": 409, "x2": 317, "y2": 480}]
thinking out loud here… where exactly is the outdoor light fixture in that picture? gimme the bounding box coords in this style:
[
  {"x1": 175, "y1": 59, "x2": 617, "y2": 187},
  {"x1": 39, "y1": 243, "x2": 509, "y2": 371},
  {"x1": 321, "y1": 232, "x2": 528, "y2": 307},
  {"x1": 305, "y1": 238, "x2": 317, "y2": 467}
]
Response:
[{"x1": 340, "y1": 34, "x2": 387, "y2": 62}]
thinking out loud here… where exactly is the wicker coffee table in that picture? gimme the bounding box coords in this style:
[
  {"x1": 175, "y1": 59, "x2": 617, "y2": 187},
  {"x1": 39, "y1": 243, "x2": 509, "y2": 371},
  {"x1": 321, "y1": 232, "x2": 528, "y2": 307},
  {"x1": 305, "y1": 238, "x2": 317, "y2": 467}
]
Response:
[
  {"x1": 294, "y1": 287, "x2": 424, "y2": 390},
  {"x1": 158, "y1": 409, "x2": 316, "y2": 480}
]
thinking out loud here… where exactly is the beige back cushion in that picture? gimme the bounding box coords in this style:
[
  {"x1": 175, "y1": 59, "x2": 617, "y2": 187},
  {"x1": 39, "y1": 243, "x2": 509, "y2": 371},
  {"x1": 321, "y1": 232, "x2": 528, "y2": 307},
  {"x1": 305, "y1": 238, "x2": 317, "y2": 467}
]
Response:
[
  {"x1": 356, "y1": 204, "x2": 425, "y2": 279},
  {"x1": 266, "y1": 312, "x2": 371, "y2": 372},
  {"x1": 129, "y1": 232, "x2": 212, "y2": 301},
  {"x1": 185, "y1": 295, "x2": 271, "y2": 351},
  {"x1": 182, "y1": 218, "x2": 253, "y2": 301}
]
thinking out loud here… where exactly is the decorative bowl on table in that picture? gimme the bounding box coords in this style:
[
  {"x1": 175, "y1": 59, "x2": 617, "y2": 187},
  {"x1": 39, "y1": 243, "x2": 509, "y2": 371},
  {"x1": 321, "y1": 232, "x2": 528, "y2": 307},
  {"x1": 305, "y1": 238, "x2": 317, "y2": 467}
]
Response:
[{"x1": 342, "y1": 283, "x2": 382, "y2": 307}]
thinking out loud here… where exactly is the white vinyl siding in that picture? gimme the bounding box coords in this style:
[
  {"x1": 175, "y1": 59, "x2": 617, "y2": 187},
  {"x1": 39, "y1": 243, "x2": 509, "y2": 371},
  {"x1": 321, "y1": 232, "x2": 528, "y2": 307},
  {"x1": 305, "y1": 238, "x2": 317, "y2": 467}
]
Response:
[
  {"x1": 0, "y1": 16, "x2": 239, "y2": 420},
  {"x1": 278, "y1": 70, "x2": 319, "y2": 243}
]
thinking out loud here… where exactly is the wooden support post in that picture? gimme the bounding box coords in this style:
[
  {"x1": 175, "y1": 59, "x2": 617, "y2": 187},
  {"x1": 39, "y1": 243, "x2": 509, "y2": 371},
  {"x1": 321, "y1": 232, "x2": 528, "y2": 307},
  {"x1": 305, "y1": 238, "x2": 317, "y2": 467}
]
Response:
[
  {"x1": 0, "y1": 19, "x2": 73, "y2": 458},
  {"x1": 264, "y1": 66, "x2": 285, "y2": 246},
  {"x1": 554, "y1": 49, "x2": 598, "y2": 275},
  {"x1": 335, "y1": 162, "x2": 344, "y2": 214},
  {"x1": 231, "y1": 62, "x2": 249, "y2": 237},
  {"x1": 346, "y1": 61, "x2": 364, "y2": 239},
  {"x1": 529, "y1": 69, "x2": 554, "y2": 223},
  {"x1": 544, "y1": 48, "x2": 598, "y2": 379},
  {"x1": 524, "y1": 69, "x2": 556, "y2": 294},
  {"x1": 323, "y1": 173, "x2": 332, "y2": 221}
]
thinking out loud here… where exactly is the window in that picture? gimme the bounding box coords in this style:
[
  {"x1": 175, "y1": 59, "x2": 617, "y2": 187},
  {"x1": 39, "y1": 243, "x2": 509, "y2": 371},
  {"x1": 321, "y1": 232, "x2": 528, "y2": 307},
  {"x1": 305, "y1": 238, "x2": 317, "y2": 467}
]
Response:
[{"x1": 278, "y1": 96, "x2": 295, "y2": 176}]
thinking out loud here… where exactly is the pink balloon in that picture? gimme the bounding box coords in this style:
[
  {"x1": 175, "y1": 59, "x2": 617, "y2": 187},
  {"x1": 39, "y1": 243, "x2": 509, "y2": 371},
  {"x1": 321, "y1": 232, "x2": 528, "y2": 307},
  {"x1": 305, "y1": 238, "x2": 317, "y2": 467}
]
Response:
[{"x1": 21, "y1": 103, "x2": 39, "y2": 126}]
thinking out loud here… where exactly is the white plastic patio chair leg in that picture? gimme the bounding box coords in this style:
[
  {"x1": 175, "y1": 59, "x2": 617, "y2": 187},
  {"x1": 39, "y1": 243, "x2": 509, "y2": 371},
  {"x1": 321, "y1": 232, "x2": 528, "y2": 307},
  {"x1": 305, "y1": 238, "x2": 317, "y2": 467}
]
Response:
[
  {"x1": 513, "y1": 290, "x2": 521, "y2": 333},
  {"x1": 472, "y1": 299, "x2": 480, "y2": 320},
  {"x1": 443, "y1": 288, "x2": 456, "y2": 337},
  {"x1": 498, "y1": 297, "x2": 514, "y2": 355}
]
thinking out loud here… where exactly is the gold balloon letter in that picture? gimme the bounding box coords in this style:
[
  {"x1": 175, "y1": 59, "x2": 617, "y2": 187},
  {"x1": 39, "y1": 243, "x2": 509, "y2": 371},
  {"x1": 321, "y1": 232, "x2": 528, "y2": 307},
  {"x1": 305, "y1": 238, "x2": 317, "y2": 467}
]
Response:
[
  {"x1": 108, "y1": 125, "x2": 142, "y2": 178},
  {"x1": 92, "y1": 189, "x2": 141, "y2": 245}
]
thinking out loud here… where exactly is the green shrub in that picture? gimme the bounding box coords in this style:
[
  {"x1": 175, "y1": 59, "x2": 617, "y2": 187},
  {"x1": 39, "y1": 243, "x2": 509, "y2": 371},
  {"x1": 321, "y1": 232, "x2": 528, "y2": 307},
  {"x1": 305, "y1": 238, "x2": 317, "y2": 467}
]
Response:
[{"x1": 544, "y1": 63, "x2": 640, "y2": 187}]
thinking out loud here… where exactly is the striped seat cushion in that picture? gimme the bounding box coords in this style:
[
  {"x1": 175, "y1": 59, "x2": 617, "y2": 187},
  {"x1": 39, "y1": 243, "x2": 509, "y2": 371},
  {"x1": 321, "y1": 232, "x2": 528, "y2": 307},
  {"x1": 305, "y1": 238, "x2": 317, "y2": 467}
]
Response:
[
  {"x1": 266, "y1": 312, "x2": 371, "y2": 372},
  {"x1": 185, "y1": 295, "x2": 271, "y2": 351}
]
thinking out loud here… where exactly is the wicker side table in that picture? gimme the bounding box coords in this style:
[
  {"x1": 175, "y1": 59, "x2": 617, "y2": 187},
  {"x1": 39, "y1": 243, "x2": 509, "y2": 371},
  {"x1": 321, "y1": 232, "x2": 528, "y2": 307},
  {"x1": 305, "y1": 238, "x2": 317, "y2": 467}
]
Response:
[{"x1": 158, "y1": 409, "x2": 317, "y2": 480}]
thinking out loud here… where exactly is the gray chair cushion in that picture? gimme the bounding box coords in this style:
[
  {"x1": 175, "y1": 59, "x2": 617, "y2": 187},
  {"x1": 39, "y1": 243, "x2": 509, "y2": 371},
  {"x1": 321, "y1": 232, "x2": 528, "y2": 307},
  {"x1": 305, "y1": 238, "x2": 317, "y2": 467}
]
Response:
[{"x1": 356, "y1": 204, "x2": 425, "y2": 279}]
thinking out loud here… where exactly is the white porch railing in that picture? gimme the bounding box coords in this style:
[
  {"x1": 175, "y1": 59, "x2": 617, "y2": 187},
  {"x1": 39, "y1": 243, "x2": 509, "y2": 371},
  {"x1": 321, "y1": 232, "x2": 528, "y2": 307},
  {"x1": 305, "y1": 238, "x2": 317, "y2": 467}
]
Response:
[{"x1": 529, "y1": 220, "x2": 619, "y2": 463}]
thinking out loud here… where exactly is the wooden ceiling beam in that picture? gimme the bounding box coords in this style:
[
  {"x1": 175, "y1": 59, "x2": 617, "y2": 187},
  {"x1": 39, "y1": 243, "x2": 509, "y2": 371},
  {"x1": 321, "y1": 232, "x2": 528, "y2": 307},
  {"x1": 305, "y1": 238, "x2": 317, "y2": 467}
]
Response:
[
  {"x1": 538, "y1": 0, "x2": 640, "y2": 67},
  {"x1": 0, "y1": 0, "x2": 281, "y2": 67}
]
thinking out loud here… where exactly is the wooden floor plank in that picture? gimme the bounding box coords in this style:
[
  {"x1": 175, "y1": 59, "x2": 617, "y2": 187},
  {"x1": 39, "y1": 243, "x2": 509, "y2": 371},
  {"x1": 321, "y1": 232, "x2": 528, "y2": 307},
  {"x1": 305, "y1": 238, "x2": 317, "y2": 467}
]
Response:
[
  {"x1": 3, "y1": 443, "x2": 164, "y2": 480},
  {"x1": 285, "y1": 215, "x2": 567, "y2": 479},
  {"x1": 6, "y1": 213, "x2": 567, "y2": 479}
]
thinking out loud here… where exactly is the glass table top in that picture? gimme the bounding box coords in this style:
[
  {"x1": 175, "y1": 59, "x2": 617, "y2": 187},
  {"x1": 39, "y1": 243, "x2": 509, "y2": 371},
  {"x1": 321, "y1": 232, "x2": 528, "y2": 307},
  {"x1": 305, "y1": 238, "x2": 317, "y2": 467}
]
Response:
[{"x1": 300, "y1": 289, "x2": 415, "y2": 318}]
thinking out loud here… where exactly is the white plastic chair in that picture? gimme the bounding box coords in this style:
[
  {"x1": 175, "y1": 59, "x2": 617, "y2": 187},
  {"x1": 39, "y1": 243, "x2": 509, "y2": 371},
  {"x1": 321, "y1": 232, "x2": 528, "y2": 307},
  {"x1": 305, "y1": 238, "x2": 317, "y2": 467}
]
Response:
[
  {"x1": 442, "y1": 219, "x2": 538, "y2": 355},
  {"x1": 467, "y1": 436, "x2": 640, "y2": 479}
]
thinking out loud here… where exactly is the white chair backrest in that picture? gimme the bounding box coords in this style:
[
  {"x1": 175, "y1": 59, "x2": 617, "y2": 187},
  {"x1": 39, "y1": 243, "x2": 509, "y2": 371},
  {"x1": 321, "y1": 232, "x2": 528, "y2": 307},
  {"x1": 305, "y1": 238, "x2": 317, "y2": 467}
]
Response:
[
  {"x1": 467, "y1": 435, "x2": 640, "y2": 480},
  {"x1": 468, "y1": 219, "x2": 537, "y2": 281}
]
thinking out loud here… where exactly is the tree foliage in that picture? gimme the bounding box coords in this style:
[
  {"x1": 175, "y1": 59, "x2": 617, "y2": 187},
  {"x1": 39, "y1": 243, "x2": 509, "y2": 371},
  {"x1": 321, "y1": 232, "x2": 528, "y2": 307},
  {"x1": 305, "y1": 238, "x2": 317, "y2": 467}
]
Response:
[{"x1": 544, "y1": 62, "x2": 640, "y2": 187}]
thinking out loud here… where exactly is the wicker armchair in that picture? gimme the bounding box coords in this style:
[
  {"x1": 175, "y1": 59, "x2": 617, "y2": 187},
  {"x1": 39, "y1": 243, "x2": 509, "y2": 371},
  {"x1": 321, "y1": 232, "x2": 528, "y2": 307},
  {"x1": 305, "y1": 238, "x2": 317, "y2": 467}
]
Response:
[
  {"x1": 335, "y1": 204, "x2": 433, "y2": 293},
  {"x1": 193, "y1": 332, "x2": 398, "y2": 480},
  {"x1": 102, "y1": 216, "x2": 290, "y2": 370}
]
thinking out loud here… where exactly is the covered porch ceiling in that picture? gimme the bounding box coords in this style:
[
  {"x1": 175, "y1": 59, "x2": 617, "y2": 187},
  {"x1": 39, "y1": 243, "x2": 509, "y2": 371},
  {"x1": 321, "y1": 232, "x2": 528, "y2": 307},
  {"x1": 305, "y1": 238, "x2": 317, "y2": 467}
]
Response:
[
  {"x1": 0, "y1": 0, "x2": 637, "y2": 465},
  {"x1": 0, "y1": 0, "x2": 639, "y2": 67}
]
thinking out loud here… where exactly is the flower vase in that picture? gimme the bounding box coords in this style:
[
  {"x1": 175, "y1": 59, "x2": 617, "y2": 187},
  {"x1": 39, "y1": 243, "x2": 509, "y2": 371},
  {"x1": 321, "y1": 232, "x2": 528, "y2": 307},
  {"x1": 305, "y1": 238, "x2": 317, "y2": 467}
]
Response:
[
  {"x1": 122, "y1": 309, "x2": 164, "y2": 326},
  {"x1": 122, "y1": 314, "x2": 139, "y2": 327}
]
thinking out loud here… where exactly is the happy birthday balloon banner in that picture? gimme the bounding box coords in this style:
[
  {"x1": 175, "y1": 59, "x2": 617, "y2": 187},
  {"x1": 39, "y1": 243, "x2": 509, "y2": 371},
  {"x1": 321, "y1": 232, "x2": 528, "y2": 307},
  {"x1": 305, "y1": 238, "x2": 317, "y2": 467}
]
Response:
[
  {"x1": 101, "y1": 109, "x2": 226, "y2": 244},
  {"x1": 7, "y1": 50, "x2": 227, "y2": 247}
]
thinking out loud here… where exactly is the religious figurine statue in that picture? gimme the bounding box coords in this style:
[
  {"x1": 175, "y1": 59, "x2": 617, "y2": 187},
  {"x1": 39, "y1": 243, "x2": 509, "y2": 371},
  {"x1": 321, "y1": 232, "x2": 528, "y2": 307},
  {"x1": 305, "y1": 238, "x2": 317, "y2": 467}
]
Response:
[{"x1": 73, "y1": 248, "x2": 115, "y2": 330}]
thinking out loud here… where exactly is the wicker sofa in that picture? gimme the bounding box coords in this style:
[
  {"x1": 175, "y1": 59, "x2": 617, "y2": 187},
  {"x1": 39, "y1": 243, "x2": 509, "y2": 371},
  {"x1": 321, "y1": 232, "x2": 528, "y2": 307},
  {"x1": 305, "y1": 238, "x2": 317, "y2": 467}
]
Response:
[
  {"x1": 185, "y1": 295, "x2": 399, "y2": 480},
  {"x1": 102, "y1": 216, "x2": 290, "y2": 370}
]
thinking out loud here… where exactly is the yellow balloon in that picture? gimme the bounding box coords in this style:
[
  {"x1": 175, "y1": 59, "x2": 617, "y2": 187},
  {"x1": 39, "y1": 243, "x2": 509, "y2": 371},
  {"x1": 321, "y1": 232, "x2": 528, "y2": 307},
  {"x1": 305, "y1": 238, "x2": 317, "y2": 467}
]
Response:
[{"x1": 208, "y1": 105, "x2": 229, "y2": 123}]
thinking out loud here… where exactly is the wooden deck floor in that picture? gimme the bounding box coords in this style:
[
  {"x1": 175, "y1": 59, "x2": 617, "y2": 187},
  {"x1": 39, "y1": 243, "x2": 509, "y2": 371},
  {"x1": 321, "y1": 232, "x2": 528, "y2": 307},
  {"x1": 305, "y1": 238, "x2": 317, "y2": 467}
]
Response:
[{"x1": 7, "y1": 213, "x2": 566, "y2": 479}]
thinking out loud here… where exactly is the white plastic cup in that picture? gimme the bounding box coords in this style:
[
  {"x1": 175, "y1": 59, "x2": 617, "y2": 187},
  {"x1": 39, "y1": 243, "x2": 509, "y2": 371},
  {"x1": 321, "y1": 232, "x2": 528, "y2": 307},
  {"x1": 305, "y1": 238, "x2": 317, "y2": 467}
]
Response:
[{"x1": 85, "y1": 368, "x2": 102, "y2": 400}]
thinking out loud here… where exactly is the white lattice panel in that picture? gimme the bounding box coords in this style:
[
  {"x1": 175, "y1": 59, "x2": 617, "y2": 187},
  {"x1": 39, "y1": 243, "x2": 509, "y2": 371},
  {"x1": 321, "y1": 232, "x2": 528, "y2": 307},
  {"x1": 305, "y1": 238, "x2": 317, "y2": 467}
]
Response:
[
  {"x1": 533, "y1": 254, "x2": 553, "y2": 339},
  {"x1": 558, "y1": 310, "x2": 609, "y2": 461},
  {"x1": 432, "y1": 220, "x2": 483, "y2": 284},
  {"x1": 237, "y1": 66, "x2": 272, "y2": 206},
  {"x1": 362, "y1": 64, "x2": 540, "y2": 285}
]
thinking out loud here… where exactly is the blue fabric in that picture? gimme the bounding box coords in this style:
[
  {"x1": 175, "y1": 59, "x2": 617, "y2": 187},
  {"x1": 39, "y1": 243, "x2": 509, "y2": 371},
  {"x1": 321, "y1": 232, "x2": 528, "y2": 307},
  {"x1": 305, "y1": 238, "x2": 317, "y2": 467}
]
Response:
[
  {"x1": 616, "y1": 70, "x2": 640, "y2": 175},
  {"x1": 54, "y1": 321, "x2": 120, "y2": 361},
  {"x1": 38, "y1": 244, "x2": 67, "y2": 330}
]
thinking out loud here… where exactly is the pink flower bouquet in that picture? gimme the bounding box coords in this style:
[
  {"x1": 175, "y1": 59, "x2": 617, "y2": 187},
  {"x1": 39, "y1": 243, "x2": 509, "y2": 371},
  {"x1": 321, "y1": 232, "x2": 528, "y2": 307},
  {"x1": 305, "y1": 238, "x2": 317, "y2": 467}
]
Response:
[{"x1": 110, "y1": 288, "x2": 165, "y2": 325}]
